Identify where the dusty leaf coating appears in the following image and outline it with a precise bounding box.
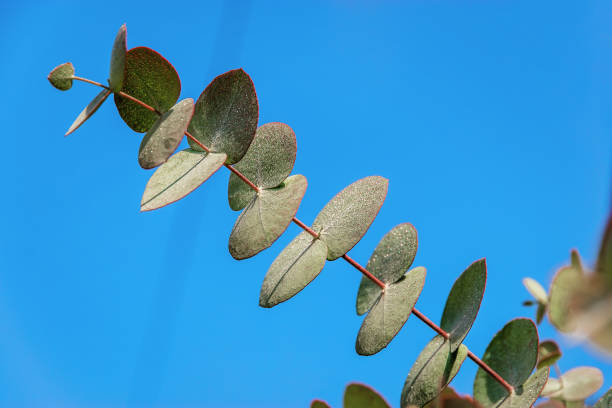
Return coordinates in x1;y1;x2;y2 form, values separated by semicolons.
109;24;127;92
48;62;74;90
65;89;111;136
344;383;390;408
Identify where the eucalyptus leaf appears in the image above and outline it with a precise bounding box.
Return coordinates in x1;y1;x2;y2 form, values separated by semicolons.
491;368;550;408
188;68;258;164
228;122;297;210
260;231;328;308
355;267;426;355
140;149;226;212
65;89;111;136
594;387;612;408
114;47;181;133
440;259;487;351
535;303;547;325
356;223;418;315
313;176;388;261
537;340;561;369
229;175;307;260
311;400;331;408
48;62;74;90
344;383;390;408
109;24;127;92
546;367;603;402
401;335;468;408
523;277;548;305
571;249;583;271
548;265;583;333
596;214;612;284
138;98;194;169
473;318;539;407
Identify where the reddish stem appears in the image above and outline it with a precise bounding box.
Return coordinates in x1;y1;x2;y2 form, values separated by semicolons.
467;350;514;394
342;254;386;290
412;308;450;339
291;217;319;239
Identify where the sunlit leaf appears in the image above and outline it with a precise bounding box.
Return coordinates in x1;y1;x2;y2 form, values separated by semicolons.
65;89;111;136
401;335;468;407
596;213;612;285
440;259;487;351
548;265;583;333
537;340;561;369
109;24;127;92
313;176;388;261
260;231;328;308
356;223;417;315
523;277;548;305
344;383;390;408
140;149;226;212
545;367;603;402
311;400;331;408
229;175;307;259
114;47;181;132
355;267;426;355
228;122;297;210
48;62;74;90
594;387;612;408
188;68;258;164
473;318;539;407
571;249;583;271
138;98;194;169
492;368;549;408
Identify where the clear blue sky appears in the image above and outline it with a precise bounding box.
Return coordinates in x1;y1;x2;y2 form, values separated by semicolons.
1;0;611;407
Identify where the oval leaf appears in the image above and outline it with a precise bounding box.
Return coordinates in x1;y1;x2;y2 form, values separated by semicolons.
140;149;226;212
344;383;390;408
114;47;181;133
523;277;548;305
65;89;111;136
356;223;418;315
138;98;194;169
473;318;539;407
594;387;612;408
259;231;328;308
356;267;426;355
109;24;127;92
313;176;388;261
48;62;74;90
537;340;561;369
546;367;603;402
228;122;297;210
401;335;468;408
311;400;331;408
229;175;307;260
548;265;583;332
188;68;259;164
440;259;487;351
494;368;549;408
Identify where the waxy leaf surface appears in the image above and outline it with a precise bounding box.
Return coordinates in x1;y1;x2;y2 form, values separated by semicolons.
545;367;603;401
311;400;331;408
548;265;583;332
594;387;612;408
440;259;487;351
313;176;388;261
188;68;258;164
141;149;226;212
344;383;390;408
114;47;181;133
65;89;111;136
109;24;127;92
523;278;548;305
473;318;539;407
138;98;194;169
356;223;418;315
229;175;307;260
401;335;468;408
491;368;549;408
48;62;74;90
228;122;297;210
537;340;561;369
260;231;327;308
356;267;426;356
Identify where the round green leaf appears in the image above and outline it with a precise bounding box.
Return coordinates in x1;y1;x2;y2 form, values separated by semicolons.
140;149;226;212
259;231;328;308
523;277;548;305
473;318;539;407
548;265;583;332
537;340;561;369
344;383;390;408
546;367;603;402
48;62;74;90
401;335;468;408
65;89;111;136
114;47;181;133
596;213;612;284
229;175;307;260
356;223;418;316
138;98;194;169
228;122;297;210
492;368;550;408
355;267;426;356
109;24;127;92
311;400;331;408
594;387;612;408
440;259;487;351
188;68;259;164
313;176;388;261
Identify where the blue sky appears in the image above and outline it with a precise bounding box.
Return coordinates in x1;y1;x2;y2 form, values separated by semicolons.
1;0;611;407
